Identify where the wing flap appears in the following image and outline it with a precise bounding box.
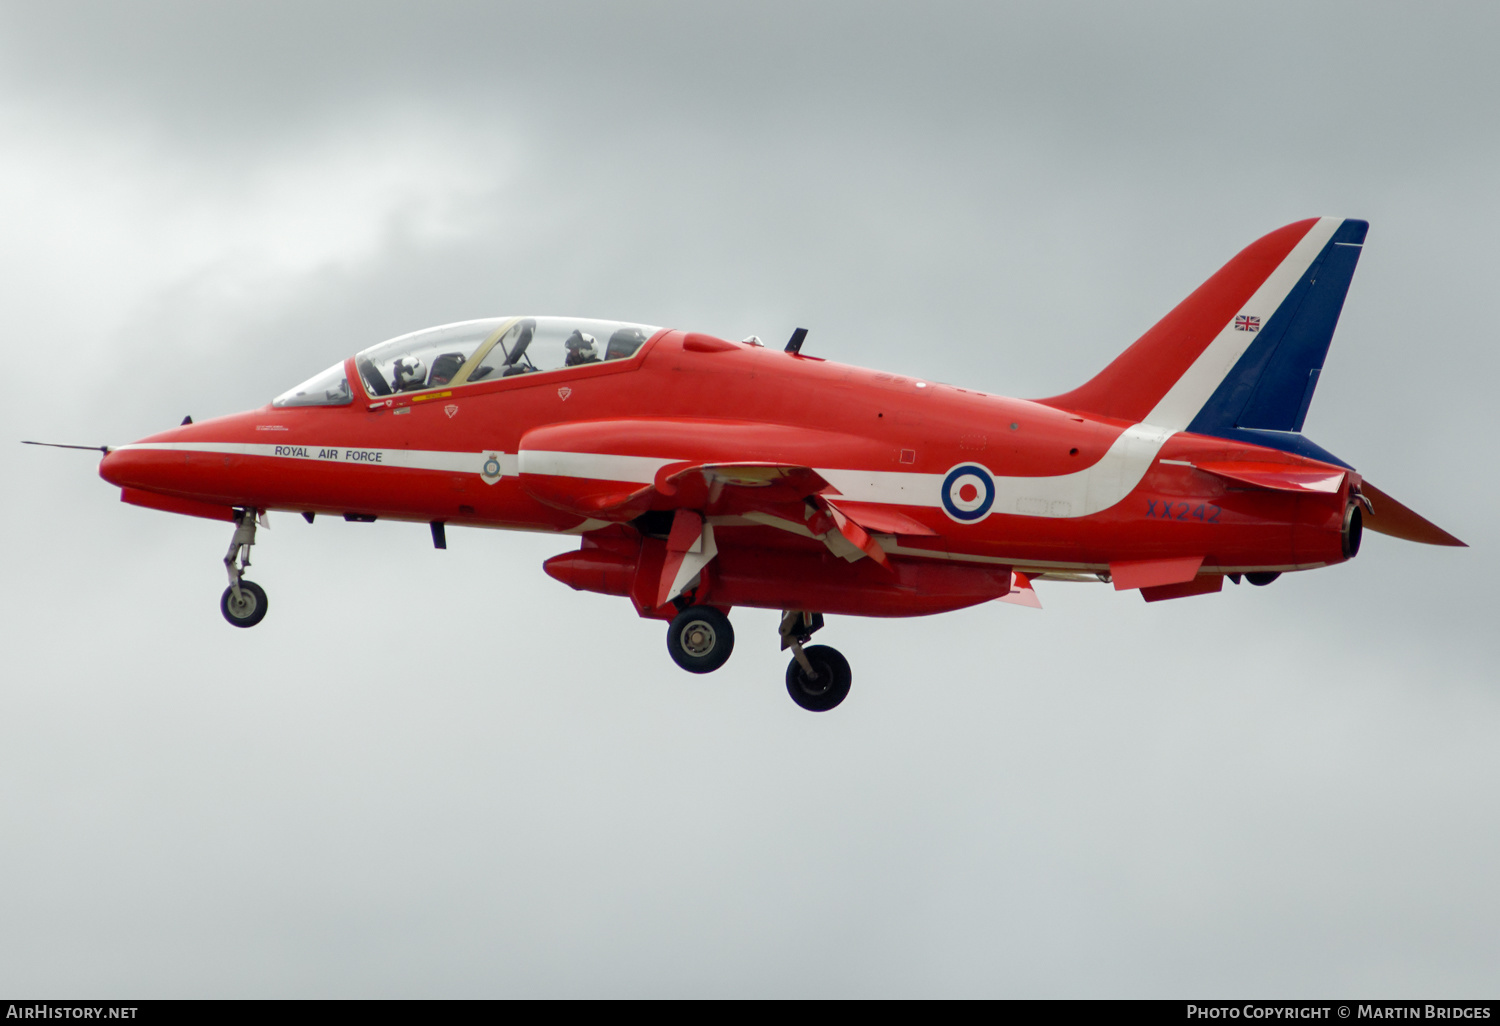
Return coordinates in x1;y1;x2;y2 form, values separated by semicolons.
824;499;938;536
1141;575;1224;602
1110;556;1205;590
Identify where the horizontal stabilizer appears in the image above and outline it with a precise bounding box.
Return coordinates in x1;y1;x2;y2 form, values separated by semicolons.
1360;481;1466;547
1193;461;1345;494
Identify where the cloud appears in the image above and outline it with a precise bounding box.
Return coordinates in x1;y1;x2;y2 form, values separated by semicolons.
0;100;510;348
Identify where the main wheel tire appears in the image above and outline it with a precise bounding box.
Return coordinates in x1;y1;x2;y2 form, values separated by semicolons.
220;580;268;628
785;644;852;712
1246;571;1281;587
666;605;734;673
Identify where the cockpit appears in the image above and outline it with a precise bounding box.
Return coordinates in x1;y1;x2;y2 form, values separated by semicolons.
272;316;662;408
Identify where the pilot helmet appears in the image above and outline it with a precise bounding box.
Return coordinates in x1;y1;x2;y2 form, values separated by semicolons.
392;355;427;390
564;330;599;361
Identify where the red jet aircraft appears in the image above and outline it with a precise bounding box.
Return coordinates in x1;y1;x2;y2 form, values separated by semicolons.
68;217;1463;711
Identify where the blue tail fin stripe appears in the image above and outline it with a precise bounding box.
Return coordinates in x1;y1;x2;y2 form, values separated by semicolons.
1184;218;1367;465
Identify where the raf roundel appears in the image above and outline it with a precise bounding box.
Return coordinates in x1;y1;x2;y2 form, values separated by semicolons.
941;463;996;522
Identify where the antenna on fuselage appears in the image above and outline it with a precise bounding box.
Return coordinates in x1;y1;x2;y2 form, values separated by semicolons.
785;327;808;355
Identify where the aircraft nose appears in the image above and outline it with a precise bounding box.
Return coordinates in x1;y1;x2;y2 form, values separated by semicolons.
98;423;195;492
98;448;125;487
98;443;179;491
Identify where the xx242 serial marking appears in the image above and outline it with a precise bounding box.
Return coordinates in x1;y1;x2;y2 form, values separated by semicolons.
1146;500;1221;523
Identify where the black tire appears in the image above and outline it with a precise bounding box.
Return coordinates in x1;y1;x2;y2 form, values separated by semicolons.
221;580;268;628
666;605;734;673
785;644;852;712
1246;571;1281;587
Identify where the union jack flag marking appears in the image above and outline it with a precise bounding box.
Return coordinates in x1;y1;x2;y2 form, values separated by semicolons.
1235;315;1260;332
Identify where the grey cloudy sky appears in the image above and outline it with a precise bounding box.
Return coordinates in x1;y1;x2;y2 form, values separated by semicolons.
2;1;1496;997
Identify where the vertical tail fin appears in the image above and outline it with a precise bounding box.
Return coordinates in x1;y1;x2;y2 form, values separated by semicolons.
1037;217;1367;461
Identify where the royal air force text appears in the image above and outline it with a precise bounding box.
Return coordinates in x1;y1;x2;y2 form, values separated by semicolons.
272;446;383;463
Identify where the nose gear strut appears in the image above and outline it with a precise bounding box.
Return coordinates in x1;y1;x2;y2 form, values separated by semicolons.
220;509;269;627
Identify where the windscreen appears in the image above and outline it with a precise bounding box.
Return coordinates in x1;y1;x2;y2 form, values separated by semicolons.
282;316;664;405
272;361;353;407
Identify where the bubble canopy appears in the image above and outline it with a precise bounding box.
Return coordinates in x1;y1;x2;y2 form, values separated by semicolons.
272;317;663;408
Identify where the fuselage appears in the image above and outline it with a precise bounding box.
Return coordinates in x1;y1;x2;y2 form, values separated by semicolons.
83;217;1463;710
99;325;1359;619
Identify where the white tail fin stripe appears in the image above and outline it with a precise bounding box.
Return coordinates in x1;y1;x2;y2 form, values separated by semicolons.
1144;217;1344;431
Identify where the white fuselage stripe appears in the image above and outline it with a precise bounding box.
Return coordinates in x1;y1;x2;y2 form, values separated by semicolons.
817;423;1174;517
118;423;1177;521
518;449;677;483
112;440;498;475
1145;216;1343;431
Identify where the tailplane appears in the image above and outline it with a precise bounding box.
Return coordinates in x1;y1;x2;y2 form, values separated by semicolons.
1358;481;1465;547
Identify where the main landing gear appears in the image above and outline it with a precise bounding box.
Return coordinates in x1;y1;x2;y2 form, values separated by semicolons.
666;605;735;673
220;508;268;628
663;606;853;712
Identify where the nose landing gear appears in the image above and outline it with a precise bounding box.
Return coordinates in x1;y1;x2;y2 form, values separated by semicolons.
221;579;267;627
220;509;268;628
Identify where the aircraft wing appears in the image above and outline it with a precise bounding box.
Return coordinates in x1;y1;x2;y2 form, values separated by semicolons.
516;418;941;546
517;419;854;517
517;420;954;607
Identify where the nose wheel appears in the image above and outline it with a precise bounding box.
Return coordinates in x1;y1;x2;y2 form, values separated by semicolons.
220;579;268;628
220;508;270;628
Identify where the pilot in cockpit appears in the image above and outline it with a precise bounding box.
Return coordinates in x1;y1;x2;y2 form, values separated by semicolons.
563;330;600;367
391;355;428;391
